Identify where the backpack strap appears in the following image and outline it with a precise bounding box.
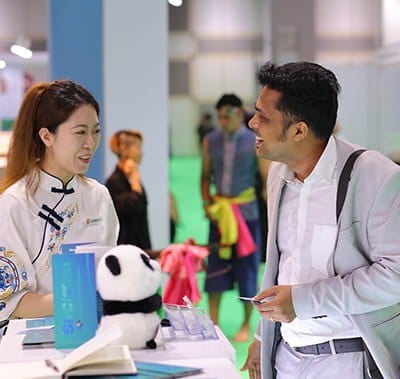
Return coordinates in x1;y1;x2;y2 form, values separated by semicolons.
336;149;367;222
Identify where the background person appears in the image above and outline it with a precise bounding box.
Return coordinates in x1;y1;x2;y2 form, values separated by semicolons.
106;130;152;250
201;93;267;342
169;191;179;243
0;80;119;321
242;61;400;379
197;112;216;147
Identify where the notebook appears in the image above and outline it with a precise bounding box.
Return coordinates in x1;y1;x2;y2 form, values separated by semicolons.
135;361;203;378
22;327;55;348
63;361;203;378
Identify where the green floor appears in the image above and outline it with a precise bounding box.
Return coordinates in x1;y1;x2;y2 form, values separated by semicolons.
169;155;262;378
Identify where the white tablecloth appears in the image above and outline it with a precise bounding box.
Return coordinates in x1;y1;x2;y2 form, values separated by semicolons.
0;319;240;378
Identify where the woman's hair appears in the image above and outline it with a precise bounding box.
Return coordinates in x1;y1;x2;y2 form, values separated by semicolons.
0;80;99;194
109;130;143;158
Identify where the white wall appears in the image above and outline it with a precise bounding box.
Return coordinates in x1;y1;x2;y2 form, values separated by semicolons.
379;1;400;154
315;0;380;37
330;64;379;149
382;0;400;46
377;66;400;153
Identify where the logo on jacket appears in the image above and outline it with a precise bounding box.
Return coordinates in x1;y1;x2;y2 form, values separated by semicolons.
86;217;102;226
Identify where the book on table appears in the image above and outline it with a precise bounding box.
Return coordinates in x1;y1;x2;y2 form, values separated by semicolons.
62;360;204;378
0;324;136;378
134;360;204;378
22;326;55;348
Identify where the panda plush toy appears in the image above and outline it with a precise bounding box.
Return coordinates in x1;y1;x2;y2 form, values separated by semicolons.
96;244;162;349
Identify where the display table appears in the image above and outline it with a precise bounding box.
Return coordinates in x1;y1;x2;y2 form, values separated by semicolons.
0;319;240;378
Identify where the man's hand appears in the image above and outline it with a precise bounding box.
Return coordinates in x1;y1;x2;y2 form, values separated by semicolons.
253;285;296;323
241;339;261;379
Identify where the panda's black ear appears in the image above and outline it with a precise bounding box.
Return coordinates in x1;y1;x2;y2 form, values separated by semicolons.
105;255;121;275
140;253;154;271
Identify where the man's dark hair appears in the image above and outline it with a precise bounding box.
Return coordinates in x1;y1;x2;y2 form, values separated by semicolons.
215;93;243;110
256;61;341;140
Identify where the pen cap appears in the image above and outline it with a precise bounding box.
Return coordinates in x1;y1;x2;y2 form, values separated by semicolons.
60;242;95;254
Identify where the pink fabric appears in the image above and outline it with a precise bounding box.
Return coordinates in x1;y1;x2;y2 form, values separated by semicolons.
160;239;209;306
231;204;257;257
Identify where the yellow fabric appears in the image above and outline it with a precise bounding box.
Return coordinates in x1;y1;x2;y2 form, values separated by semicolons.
207;187;256;259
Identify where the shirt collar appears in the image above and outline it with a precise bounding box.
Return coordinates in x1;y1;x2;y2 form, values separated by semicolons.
281;135;337;184
39;170;77;193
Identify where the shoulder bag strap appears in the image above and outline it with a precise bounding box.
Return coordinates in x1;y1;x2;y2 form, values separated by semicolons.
336;149;367;222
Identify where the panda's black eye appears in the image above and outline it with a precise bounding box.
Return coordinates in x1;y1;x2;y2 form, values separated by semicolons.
105;255;121;275
140;253;154;271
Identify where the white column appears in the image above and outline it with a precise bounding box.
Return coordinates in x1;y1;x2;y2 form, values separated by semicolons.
103;0;169;250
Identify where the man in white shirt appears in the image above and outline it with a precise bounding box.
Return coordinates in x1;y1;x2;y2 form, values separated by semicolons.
241;61;400;379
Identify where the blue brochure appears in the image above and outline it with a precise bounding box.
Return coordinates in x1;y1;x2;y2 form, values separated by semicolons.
25;317;54;328
52;253;97;349
135;361;203;377
61;242;104;322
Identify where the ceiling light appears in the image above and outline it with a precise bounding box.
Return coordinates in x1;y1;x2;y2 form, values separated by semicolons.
0;60;6;69
168;0;183;7
10;36;33;59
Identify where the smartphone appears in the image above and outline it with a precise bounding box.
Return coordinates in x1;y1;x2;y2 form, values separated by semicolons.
238;296;273;304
